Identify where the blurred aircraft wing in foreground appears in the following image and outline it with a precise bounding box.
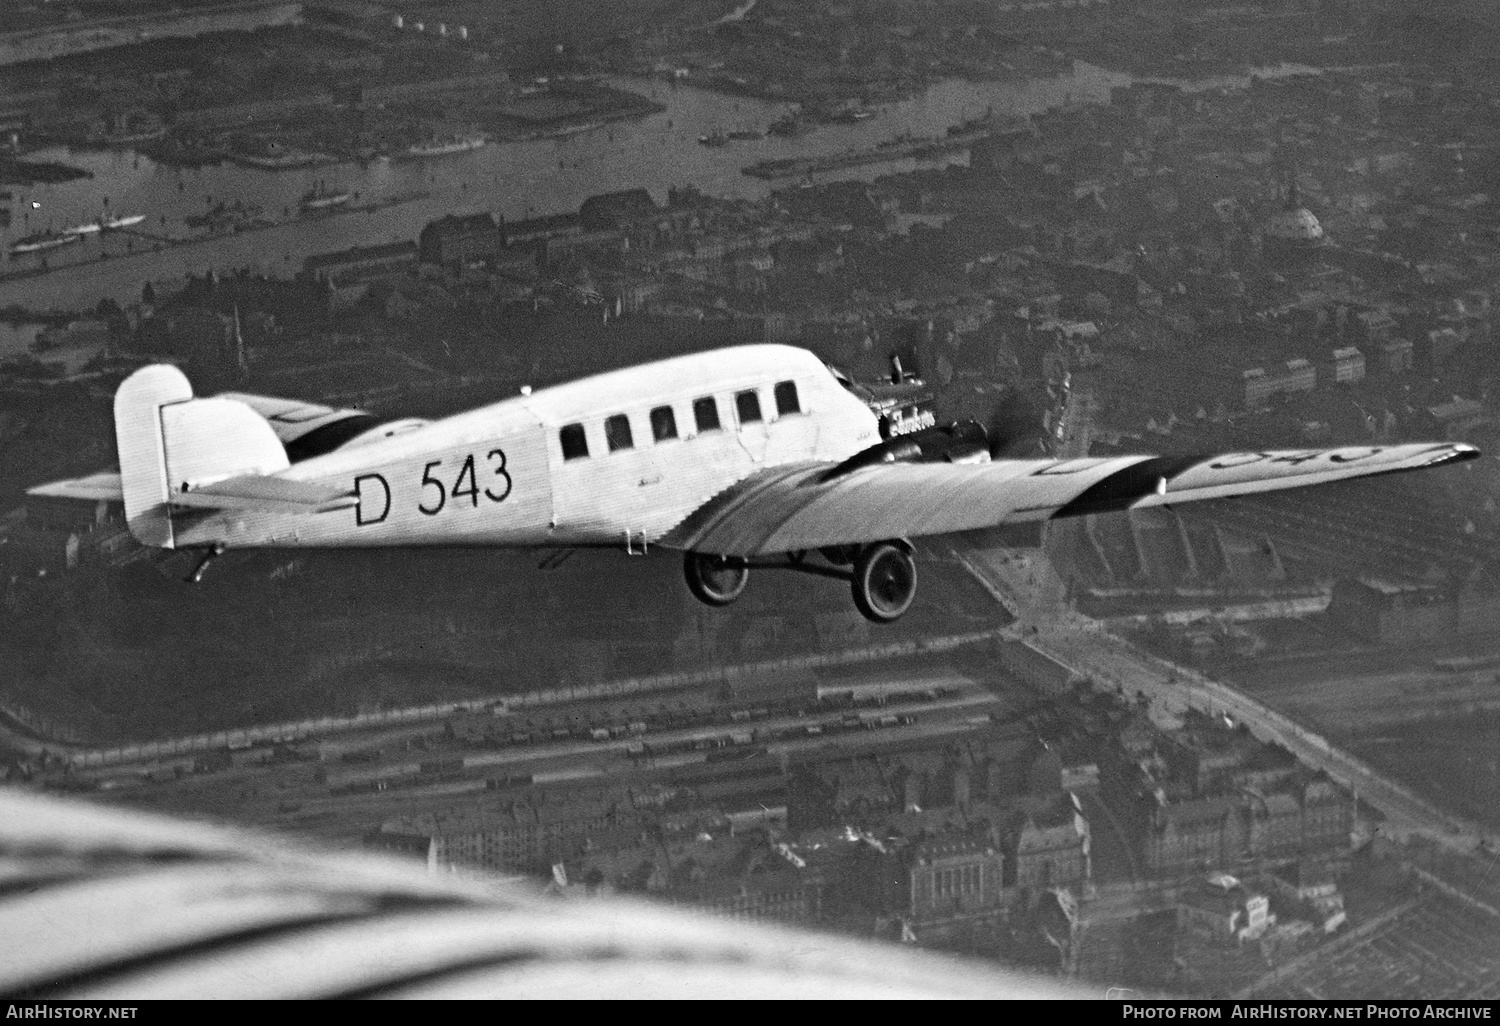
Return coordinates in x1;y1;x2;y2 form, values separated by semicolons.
0;790;1081;1000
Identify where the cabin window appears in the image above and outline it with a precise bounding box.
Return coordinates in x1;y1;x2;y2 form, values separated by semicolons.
605;413;634;452
560;423;589;461
693;396;721;432
650;405;678;442
774;380;801;416
735;390;763;425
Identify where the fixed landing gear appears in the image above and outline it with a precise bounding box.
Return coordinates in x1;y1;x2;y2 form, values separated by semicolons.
850;541;918;623
682;540;918;624
683;551;749;607
819;544;860;566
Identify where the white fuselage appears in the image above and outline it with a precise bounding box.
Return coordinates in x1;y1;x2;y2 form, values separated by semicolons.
172;345;881;552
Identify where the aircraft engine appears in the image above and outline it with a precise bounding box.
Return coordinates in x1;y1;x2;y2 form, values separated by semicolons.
819;420;989;483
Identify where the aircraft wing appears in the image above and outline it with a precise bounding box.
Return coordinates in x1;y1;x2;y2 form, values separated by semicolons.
0;789;1072;999
661;442;1479;557
26;471;124;503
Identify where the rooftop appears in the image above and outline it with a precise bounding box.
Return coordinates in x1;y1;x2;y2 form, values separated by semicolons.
1263;206;1326;244
911;836;997;863
304;240;418;273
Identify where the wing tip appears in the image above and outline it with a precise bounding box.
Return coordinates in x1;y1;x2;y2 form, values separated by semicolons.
1433;443;1482;467
24;476;126;502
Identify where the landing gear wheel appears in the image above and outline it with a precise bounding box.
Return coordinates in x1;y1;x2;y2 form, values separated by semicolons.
683;552;749;607
851;542;918;623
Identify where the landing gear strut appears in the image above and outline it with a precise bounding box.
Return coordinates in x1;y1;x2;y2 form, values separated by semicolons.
683;540;919;624
683;551;749;607
819;544;860;566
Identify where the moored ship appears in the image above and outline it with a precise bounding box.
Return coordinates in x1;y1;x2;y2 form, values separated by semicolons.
743;114;1020;181
300;181;352;212
10;231;81;255
829;105;877;124
405;134;487;158
186;200;263;231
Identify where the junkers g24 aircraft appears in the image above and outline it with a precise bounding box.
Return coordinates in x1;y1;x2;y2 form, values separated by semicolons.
30;344;1479;623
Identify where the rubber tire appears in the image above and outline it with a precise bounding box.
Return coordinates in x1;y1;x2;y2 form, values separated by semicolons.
683;552;749;607
851;542;918;623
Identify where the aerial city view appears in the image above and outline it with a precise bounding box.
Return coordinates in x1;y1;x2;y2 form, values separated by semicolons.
4;0;1500;1001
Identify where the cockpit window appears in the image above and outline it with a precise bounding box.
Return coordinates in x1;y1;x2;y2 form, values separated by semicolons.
605;414;634;452
559;423;588;461
774;380;801;416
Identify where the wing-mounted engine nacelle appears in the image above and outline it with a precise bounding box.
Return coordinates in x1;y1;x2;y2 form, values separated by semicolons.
820;419;990;484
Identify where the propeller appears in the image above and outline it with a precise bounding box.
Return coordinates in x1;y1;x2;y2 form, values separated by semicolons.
982;387;1051;459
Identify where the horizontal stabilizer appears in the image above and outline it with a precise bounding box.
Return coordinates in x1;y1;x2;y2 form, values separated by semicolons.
27;471;124;503
169;475;356;514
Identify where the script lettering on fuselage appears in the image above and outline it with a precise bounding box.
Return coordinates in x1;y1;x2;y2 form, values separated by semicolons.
884;405;936;438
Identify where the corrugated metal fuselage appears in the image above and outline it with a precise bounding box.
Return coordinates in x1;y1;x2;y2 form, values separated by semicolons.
170;346;880;552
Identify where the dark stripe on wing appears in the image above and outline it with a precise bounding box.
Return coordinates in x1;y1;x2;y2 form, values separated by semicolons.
6;891;470;998
337;951;552;999
1050;454;1207;519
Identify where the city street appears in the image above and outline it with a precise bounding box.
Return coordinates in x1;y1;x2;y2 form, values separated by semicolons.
957;543;1497;855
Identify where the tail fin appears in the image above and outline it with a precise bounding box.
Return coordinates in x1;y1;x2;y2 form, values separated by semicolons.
114;365;291;548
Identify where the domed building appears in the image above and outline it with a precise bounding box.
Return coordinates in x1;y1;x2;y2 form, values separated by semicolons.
1261;182;1327;263
1264;206;1326;246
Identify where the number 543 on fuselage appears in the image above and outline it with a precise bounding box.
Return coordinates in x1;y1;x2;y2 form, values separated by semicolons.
30;344;1480;623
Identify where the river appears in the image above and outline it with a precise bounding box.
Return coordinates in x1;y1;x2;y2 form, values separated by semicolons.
0;61;1320;318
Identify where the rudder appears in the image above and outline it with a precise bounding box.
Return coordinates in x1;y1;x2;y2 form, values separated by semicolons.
116;365;190;548
114;365;292;549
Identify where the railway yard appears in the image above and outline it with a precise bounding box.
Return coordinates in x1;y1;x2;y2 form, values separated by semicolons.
28;654;1026;847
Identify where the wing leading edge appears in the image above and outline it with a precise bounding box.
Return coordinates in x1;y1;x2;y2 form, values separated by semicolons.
661;443;1480;557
